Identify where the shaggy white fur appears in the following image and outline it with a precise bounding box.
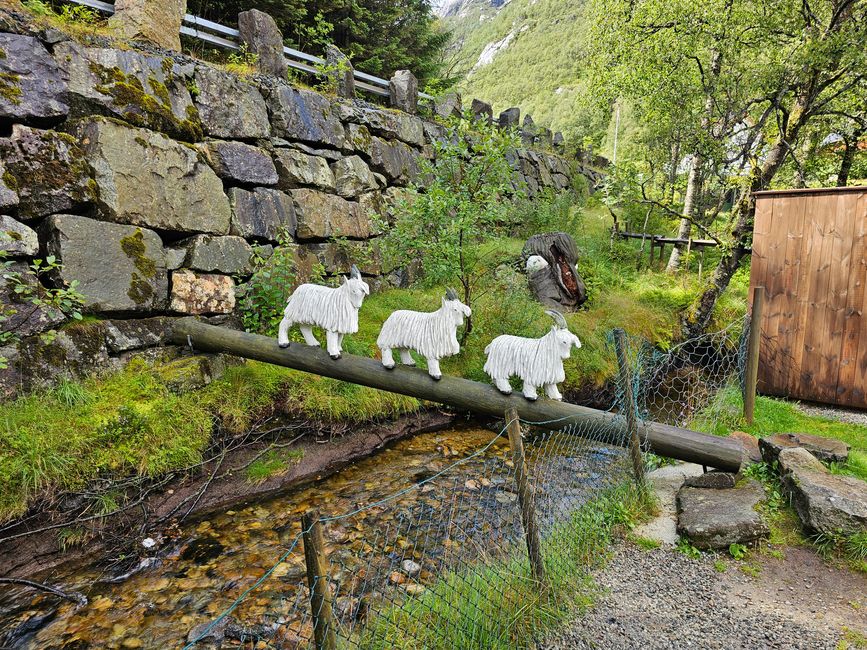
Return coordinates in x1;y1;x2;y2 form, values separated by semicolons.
377;295;471;379
484;315;581;401
277;272;370;358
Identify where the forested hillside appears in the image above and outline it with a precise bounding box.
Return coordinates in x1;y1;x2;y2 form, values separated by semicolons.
438;0;604;146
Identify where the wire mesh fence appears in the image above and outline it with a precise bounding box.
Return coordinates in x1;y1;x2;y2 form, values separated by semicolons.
182;319;750;650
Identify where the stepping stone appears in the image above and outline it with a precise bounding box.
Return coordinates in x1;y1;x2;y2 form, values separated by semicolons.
683;471;738;489
759;433;849;465
676;479;769;550
778;447;867;535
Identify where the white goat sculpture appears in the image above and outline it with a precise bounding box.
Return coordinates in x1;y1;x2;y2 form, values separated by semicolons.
483;310;582;401
277;265;370;360
377;288;471;380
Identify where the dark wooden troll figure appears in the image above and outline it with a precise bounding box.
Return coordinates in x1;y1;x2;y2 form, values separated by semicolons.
522;232;588;310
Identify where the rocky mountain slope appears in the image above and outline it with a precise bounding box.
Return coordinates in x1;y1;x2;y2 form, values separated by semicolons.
438;0;597;143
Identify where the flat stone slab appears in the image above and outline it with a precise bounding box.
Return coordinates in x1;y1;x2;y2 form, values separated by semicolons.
677;479;769;550
682;471;737;489
778;447;867;535
632;463;705;546
760;432;850;465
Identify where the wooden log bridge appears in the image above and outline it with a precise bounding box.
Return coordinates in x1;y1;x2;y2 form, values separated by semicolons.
172;318;743;472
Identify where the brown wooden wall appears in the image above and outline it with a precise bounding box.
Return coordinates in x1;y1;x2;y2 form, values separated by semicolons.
749;186;867;408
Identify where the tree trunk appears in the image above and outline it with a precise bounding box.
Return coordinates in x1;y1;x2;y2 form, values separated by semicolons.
837;126;864;186
667;49;722;273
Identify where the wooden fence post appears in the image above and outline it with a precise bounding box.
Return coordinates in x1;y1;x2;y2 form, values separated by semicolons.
505;408;546;586
613;329;646;486
302;510;338;650
743;286;765;425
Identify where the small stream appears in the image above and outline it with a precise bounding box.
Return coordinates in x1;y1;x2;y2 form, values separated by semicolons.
0;425;627;649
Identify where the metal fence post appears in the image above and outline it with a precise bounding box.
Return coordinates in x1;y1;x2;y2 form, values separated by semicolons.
743;286;765;424
613;329;646;486
505;408;546;587
302;509;338;650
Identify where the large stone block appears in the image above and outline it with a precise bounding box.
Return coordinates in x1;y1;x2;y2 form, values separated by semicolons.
202;141;278;186
332;155;378;198
0;125;95;219
294;239;382;277
291;188;369;240
676;480;769;550
171;234;254;275
0;162;17;212
434;93;462;120
325;45;354;99
760;432;850;465
778;447;867;535
229;187;296;242
109;0;186;51
470;98;493;125
75;118;230;234
368;136;420;185
55;42;201;141
42;214;168;313
193;65;270;139
389;70;418;114
0;34;68;126
104;316;173;353
170;270;235;314
337;104;425;147
0;215;38;258
237;9;288;79
499;107;520;128
266;86;345;149
228;187;295;243
273;148;335;191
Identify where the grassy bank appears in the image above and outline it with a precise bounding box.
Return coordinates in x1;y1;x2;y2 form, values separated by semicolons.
359;481;655;649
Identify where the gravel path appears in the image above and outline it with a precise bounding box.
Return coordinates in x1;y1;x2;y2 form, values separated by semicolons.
796;401;867;426
542;545;857;650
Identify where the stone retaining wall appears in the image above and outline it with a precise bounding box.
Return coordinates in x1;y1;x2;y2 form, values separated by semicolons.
0;13;583;399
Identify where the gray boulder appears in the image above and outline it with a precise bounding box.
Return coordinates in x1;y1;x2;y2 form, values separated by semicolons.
170;235;254;275
238;9;288;79
434;93;462;120
523;232;588;310
0;34;68;126
54;42;201;142
552;131;565;150
109;0;185;51
292;189;369;240
471;98;493;125
0;125;95;219
42;214;168;313
332;155;378;198
273;148;336;191
74;118;230;235
170;270;235;315
682;472;738;490
229;187;296;242
104;317;173;353
760;432;850;465
325;45;354;99
203;141;278;186
16;322;114;392
499;107;520;128
294;239;382;277
337;104;426;147
193;65;270;140
389;70;418;114
267;86;345;149
676;480;769;550
0;261;65;338
778;447;867;535
368;136;420;185
0;215;38;257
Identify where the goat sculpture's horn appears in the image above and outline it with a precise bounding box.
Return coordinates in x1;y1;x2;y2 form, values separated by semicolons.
445;287;459;301
545;309;568;329
349;264;361;280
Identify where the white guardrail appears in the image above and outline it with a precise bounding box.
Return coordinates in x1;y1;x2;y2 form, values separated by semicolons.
67;0;432;100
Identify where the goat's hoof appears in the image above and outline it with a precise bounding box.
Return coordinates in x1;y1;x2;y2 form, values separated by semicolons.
524;395;538;402
496;388;512;395
431;374;442;381
383;363;395;370
330;353;341;360
278;342;290;349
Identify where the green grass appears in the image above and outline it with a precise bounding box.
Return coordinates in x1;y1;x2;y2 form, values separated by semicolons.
691;384;867;482
245;448;304;484
0;358;416;523
359;482;655;650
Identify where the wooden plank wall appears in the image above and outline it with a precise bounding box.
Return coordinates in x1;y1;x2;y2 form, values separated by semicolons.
749;187;867;408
